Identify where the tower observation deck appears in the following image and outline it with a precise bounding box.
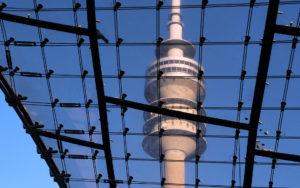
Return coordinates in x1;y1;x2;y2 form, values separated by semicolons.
142;0;207;187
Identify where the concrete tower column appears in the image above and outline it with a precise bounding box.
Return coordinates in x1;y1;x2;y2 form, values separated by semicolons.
165;150;186;188
142;0;207;188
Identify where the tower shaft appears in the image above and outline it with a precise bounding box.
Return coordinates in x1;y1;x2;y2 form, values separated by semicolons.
165;150;185;188
166;4;186;186
142;0;207;187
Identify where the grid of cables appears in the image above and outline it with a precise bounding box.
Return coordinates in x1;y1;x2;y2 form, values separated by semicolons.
0;0;299;188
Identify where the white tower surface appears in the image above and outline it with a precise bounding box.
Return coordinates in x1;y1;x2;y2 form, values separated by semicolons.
142;0;207;187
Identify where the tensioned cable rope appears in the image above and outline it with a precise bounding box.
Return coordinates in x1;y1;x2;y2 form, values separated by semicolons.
231;1;255;187
155;0;164;186
0;16;16;89
2;1;300;12
66;178;287;188
2;39;299;47
2;39;297;46
112;1;131;187
195;0;207;185
35;129;300;140
6;72;300;79
50;154;300;166
32;0;68;182
18;100;300;112
268;12;300;188
1;1;299;187
70;0;99;186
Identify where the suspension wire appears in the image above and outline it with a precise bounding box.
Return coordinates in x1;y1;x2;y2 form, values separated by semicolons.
1;39;297;47
6;71;300;80
1;1;300;188
112;0;131;187
51;154;300;166
155;0;164;186
65;177;288;188
3;1;300;12
268;12;300;187
196;0;207;186
36;129;300;140
0;17;15;88
231;1;255;187
70;0;99;187
17;100;300;111
32;0;68;184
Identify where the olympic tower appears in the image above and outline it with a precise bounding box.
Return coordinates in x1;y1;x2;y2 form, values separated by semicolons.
142;0;207;187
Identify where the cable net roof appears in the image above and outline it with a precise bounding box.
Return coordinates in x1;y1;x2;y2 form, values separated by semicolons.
0;0;300;188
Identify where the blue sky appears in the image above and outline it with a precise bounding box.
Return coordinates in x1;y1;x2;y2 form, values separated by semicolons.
0;92;58;188
0;0;300;188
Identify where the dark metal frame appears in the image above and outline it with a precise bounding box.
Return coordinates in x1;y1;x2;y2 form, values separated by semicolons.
0;1;116;187
0;0;299;187
0;71;68;188
86;0;116;187
105;96;250;130
255;150;300;162
243;0;300;187
243;0;280;186
0;12;89;36
33;130;104;150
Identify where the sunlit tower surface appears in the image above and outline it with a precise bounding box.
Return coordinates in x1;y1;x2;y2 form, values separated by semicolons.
142;0;207;187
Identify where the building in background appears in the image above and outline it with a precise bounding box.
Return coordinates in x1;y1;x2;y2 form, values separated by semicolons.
142;0;207;187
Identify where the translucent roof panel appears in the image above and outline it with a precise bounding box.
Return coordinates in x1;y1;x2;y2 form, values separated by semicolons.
0;1;300;188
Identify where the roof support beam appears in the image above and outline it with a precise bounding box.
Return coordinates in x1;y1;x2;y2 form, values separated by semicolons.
0;12;89;36
243;0;280;187
275;25;300;36
105;96;250;130
255;150;300;162
28;130;105;150
86;1;116;188
0;68;67;188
